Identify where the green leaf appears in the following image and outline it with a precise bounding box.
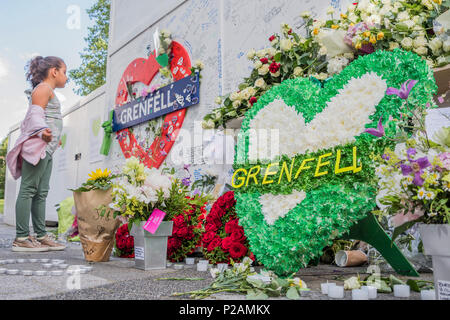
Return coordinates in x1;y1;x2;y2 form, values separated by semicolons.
286;287;300;300
406;279;421;292
389;275;406;286
246;290;269;300
274;52;282;62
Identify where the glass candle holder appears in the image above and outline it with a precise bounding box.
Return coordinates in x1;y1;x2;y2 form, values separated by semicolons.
328;285;344;299
420;289;436;300
393;285;410;298
361;285;377;299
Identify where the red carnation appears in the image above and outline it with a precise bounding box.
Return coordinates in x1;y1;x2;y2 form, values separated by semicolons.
221;236;233;251
202;231;216;244
176;226;189;238
168;237;181;250
269;35;276;42
288;28;293;35
225;219;239;234
206;212;222;227
269;61;281;73
126;237;134;249
205;222;219;233
216;196;227;208
173;215;185;228
260;57;269;64
229;242;247;259
117;238;126;250
207;237;222;252
231;229;246;243
249;97;258;106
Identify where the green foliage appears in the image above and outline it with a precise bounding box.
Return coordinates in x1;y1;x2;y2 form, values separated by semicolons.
69;0;110;96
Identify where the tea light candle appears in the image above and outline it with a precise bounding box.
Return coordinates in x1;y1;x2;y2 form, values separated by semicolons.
5;259;15;264
21;270;33;276
28;259;38;263
352;289;369;300
51;270;64;276
185;258;195;265
361;286;377;299
198;259;208;265
42;263;53;269
197;263;208;272
39;259;50;263
420;289;436;300
174;264;184;270
17;259;27;263
58;264;69;269
321;282;336;295
0;268;6;274
34;270;47;276
328;285;345;299
393;285;410;298
6;269;20;275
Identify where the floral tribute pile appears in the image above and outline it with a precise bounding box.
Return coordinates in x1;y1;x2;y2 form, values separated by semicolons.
115;223;135;258
202;0;448;129
167;196;208;262
201;191;253;264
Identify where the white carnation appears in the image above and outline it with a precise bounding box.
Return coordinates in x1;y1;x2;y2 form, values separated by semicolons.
443;40;450;52
254;60;263;69
428;38;443;53
413;46;428;55
255;77;267;89
247;49;256;60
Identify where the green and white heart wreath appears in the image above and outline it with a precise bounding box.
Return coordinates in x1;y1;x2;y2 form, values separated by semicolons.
232;49;437;276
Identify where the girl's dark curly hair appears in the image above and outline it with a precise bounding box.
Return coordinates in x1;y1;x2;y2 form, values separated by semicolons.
25;56;65;88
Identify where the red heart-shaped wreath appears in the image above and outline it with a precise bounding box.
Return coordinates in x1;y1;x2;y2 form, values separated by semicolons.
114;41;192;168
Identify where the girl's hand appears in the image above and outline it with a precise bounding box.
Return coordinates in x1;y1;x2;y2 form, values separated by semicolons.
42;128;52;143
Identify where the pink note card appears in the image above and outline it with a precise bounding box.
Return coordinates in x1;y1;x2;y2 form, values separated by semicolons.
143;209;166;234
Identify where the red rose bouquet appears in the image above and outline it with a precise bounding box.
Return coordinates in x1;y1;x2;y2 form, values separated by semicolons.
115;223;134;258
202;191;252;264
167;195;208;262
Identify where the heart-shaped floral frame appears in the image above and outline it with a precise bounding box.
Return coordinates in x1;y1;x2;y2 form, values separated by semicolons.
114;41;192;168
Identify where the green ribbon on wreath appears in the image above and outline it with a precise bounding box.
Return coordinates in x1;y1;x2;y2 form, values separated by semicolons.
100;110;114;156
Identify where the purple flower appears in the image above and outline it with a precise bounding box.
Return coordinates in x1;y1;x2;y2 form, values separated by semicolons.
386;79;418;100
382;153;390;161
400;157;431;186
182;177;191;187
364;116;385;137
406;148;417;160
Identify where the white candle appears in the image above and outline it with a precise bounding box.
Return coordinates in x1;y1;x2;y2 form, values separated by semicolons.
197;263;208;272
352;289;369;300
393;285;410;298
185;258;195;265
328;285;345;299
321;282;336;295
420;289;436;300
361;286;377;299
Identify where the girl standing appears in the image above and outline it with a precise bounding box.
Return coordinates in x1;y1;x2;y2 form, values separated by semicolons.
7;56;67;252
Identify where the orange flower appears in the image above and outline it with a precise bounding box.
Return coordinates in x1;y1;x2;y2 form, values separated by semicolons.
377;32;384;40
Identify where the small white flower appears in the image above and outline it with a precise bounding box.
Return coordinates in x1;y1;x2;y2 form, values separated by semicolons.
401;37;413;50
413;36;428;48
247;49;256;60
443;40;450;52
215;96;222;105
301;11;311;18
194;60;204;70
413;46;428;56
230;92;240;101
232;100;241;108
389;42;400;50
293;67;303;77
344;277;361;290
326;6;335;15
254;60;263;69
417;188;426;199
424;191;435;200
280;39;293;51
255;77;267;89
258;64;270;76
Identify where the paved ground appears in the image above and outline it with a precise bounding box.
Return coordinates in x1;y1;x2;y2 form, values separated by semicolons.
0;215;434;300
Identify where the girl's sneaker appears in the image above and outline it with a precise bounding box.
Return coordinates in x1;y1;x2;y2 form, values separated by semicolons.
36;234;66;251
11;237;49;252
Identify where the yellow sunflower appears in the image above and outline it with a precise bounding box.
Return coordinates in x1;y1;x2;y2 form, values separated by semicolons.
87;168;111;181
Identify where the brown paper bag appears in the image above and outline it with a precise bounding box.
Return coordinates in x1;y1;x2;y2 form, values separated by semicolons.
73;189;120;262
